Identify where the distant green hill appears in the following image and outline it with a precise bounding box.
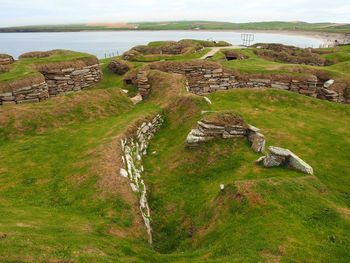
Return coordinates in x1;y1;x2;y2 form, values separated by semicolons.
1;21;350;33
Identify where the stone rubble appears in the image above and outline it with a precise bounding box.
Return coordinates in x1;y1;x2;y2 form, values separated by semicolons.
107;59;130;75
186;117;265;153
120;114;164;244
131;93;143;104
256;146;313;175
137;70;151;98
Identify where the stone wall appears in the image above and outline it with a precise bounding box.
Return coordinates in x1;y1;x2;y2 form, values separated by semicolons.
0;55;14;65
120;114;164;244
0;76;50;105
0;64;102;105
187;114;266;153
130;61;348;104
40;64;102;96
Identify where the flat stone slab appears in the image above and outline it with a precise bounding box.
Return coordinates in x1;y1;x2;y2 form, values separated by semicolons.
257;146;313;175
268;146;292;157
288;153;314;175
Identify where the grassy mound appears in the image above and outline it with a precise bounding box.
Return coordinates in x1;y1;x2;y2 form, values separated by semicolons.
201;111;247;127
0;49;98;92
122;39;230;62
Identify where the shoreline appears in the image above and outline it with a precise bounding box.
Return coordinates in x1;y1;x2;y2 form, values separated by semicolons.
2;29;348;46
211;29;349;46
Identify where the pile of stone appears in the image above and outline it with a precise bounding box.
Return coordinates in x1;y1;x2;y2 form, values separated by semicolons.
107;59;130;75
256;146;313;175
120;114;164;244
0;54;14;65
186;112;265;153
317;79;343;102
137;70;151;98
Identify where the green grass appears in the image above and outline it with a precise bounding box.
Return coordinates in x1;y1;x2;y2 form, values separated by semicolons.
132;48;211;62
1;43;350;262
142;89;350;262
0;50;97;85
210;46;350;79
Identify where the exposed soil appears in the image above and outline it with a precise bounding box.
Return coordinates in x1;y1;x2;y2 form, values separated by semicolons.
202;110;247;127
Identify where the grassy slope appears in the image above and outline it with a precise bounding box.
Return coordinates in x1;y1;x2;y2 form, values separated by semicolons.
143;88;350;262
1;46;350;262
0;65;161;262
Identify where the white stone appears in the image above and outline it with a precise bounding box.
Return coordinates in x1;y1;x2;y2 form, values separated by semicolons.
130;183;139;192
249;132;266;153
288;153;314;175
131;93;143;104
268;146;292;157
186;129;208;144
120;168;128;178
198;121;225;131
204;97;212;104
324;79;335;88
247;124;260;133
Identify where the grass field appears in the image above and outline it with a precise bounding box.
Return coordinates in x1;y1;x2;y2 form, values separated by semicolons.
0;43;350;262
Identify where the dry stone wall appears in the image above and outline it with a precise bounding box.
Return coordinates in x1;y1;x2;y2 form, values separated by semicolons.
187;118;266;154
131;61;348;104
120;114;164;244
40;64;102;96
0;76;50;105
0;55;14;65
0;64;102;105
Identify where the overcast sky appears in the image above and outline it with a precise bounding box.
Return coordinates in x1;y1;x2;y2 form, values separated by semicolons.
1;0;349;27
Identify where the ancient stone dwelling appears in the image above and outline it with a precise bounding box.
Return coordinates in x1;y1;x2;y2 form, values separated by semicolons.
126;60;349;104
0;53;102;105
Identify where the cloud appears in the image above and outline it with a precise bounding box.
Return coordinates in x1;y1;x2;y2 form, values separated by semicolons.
0;0;349;27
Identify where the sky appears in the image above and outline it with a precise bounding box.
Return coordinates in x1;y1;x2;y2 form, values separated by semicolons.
0;0;349;27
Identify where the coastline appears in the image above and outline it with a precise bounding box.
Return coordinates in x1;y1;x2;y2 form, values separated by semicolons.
78;29;349;46
208;29;349;46
1;28;348;46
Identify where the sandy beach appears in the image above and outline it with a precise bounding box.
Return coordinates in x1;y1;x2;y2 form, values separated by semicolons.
199;29;350;47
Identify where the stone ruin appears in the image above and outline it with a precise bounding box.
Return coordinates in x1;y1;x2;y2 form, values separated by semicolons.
39;64;102;97
107;59;130;75
222;50;247;61
257;146;313;175
0;54;14;65
0;54;102;105
120;114;165;244
186;111;314;175
129;60;349;104
253;43;328;66
186;111;266;154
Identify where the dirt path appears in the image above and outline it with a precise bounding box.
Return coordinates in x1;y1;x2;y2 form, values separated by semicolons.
201;46;245;59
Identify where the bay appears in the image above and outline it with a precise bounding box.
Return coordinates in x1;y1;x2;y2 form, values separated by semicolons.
0;31;323;59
